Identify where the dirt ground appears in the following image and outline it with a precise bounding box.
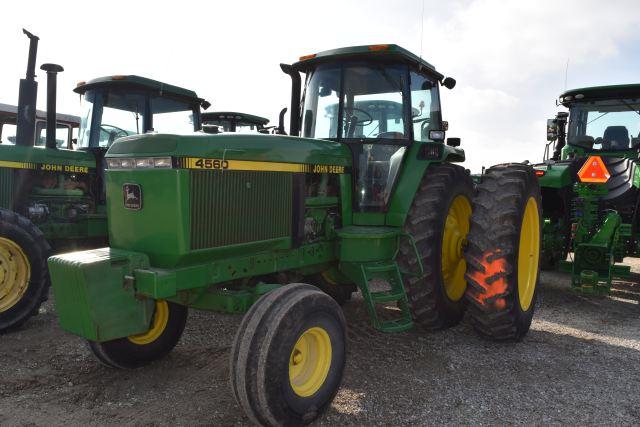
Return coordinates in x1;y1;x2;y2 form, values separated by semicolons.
1;260;639;426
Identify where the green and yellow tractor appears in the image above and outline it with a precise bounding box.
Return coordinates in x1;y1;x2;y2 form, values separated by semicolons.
0;30;208;332
536;84;640;293
48;44;542;425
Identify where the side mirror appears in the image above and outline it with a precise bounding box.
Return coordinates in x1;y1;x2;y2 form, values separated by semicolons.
442;77;456;90
446;137;461;147
442;121;449;131
547;118;558;141
429;130;445;141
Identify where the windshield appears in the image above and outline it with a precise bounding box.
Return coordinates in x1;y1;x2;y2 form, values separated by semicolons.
202;118;263;134
301;63;441;211
568;99;640;151
302;63;410;140
78;89;197;148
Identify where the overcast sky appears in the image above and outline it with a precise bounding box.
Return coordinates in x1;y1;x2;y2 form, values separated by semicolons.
2;0;639;171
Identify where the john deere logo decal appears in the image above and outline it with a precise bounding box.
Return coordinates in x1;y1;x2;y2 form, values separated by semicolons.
123;184;142;210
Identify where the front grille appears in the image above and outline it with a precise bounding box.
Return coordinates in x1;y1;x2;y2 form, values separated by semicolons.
190;170;293;250
0;168;13;209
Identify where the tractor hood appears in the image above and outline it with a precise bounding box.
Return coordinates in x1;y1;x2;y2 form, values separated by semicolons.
106;133;351;167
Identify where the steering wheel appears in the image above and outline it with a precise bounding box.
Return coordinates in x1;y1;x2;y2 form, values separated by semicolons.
347;108;374;126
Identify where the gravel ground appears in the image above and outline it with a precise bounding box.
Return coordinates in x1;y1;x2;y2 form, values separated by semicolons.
1;260;639;426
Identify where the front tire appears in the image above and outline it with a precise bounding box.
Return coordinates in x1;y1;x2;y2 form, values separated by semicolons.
0;209;51;332
230;283;346;426
398;164;474;330
88;300;188;369
465;164;542;341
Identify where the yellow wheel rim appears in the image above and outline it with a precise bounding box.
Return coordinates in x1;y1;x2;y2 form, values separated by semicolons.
128;300;169;345
517;197;540;311
289;326;332;397
441;195;472;302
0;237;31;313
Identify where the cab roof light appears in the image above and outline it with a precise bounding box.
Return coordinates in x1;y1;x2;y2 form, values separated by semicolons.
76;81;86;87
299;53;317;61
111;75;126;80
368;44;390;51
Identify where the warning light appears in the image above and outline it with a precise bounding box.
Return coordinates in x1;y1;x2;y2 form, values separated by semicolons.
577;155;610;183
534;170;546;177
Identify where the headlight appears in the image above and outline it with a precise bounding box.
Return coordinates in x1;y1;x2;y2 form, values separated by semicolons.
135;158;153;168
106;157;173;169
153;157;172;168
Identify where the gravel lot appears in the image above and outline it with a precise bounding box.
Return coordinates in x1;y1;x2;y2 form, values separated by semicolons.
1;260;639;426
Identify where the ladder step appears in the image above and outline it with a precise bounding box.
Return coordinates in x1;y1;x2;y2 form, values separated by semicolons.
378;318;413;333
363;263;398;274
371;290;404;303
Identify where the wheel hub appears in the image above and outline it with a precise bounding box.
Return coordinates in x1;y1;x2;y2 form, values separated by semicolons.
0;237;31;312
289;327;332;397
128;300;170;345
441;195;472;302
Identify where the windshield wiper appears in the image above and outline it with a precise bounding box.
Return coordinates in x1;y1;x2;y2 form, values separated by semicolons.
587;112;608;125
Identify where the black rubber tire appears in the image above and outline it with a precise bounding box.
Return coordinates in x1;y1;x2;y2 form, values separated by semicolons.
307;272;355;306
465;164;542;342
88;300;188;369
398;163;475;330
0;209;51;333
230;283;346;426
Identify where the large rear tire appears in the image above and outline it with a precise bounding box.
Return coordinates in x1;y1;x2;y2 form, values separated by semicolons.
398;164;474;330
88;300;188;369
0;209;50;332
230;283;346;426
465;164;542;341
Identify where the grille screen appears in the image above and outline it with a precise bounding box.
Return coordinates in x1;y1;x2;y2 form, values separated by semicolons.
190;170;293;250
0;169;13;209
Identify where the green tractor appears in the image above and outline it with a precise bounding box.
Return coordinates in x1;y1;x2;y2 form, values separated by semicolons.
536;84;640;293
48;44;542;425
0;30;208;332
202;111;271;134
0;102;80;148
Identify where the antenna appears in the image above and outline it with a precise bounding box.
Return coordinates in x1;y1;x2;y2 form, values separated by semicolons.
564;57;570;91
418;0;425;66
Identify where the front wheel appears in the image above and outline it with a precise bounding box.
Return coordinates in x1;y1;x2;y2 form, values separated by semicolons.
465;164;542;341
0;209;51;332
230;283;346;426
88;300;188;369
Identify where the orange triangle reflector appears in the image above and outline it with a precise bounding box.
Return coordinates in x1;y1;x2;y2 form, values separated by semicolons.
577;155;610;183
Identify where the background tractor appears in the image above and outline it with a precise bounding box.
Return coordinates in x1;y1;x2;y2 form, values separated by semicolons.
0;102;80;148
201;111;270;134
48;44;541;426
536;84;640;293
0;30;208;332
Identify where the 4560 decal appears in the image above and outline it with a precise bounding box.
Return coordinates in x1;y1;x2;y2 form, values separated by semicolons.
192;158;229;170
177;156;348;174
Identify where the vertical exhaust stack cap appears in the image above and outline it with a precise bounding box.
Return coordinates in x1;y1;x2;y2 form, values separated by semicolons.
40;63;64;73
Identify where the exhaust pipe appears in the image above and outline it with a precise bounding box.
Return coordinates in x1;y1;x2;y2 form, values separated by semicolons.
15;29;39;147
279;64;301;137
40;64;64;149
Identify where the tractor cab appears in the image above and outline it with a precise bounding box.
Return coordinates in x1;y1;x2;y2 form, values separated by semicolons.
75;76;209;150
287;44;460;214
201;111;269;134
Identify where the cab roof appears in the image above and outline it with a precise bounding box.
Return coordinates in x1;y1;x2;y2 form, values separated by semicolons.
292;44;444;80
560;83;640;105
74;75;208;107
202;111;269;126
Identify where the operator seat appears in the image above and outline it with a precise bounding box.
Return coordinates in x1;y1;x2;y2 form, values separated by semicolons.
602;126;630;150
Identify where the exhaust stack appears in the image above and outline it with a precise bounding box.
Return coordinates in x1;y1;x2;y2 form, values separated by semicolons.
40;63;64;149
15;29;39;147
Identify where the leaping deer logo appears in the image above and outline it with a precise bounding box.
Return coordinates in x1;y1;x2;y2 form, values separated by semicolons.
125;186;137;202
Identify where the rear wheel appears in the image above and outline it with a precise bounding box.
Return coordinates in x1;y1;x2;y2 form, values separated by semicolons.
0;209;50;332
88;300;188;369
230;283;346;426
465;164;542;341
398;164;474;330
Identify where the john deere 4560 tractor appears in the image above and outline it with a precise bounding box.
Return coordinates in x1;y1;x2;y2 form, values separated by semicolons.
0;30;208;332
536;84;640;293
49;44;542;425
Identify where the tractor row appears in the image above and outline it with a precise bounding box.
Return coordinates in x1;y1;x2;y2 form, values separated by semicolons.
3;28;634;427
